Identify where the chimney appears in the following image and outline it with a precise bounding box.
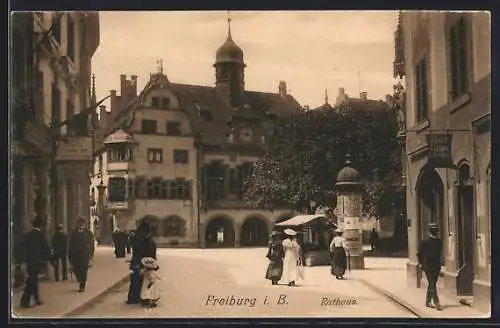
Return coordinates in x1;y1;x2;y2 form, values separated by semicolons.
99;105;108;129
279;81;287;97
360;92;368;100
120;74;127;94
336;87;348;106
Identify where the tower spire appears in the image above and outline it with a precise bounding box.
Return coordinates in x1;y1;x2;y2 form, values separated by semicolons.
325;89;329;104
227;10;232;39
91;74;96;105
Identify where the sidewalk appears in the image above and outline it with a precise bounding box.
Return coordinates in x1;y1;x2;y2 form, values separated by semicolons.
349;257;490;318
11;246;130;319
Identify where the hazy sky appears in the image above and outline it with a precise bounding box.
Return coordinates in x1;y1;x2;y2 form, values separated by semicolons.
92;11;399;109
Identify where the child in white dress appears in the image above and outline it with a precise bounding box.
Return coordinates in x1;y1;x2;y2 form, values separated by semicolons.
140;257;161;308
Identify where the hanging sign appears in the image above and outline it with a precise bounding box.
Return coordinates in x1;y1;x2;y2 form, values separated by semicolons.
427;133;454;168
56;136;93;161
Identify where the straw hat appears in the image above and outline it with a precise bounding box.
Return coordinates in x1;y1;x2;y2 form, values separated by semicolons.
334;228;343;233
284;228;297;236
141;257;159;269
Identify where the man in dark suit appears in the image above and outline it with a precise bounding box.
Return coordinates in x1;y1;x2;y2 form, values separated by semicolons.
417;222;444;311
51;224;68;281
68;217;92;292
20;215;52;308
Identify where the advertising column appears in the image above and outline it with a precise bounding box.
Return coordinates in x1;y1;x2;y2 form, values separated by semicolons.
335;154;365;269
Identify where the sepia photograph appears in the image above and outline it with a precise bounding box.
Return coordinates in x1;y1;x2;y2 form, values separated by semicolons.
10;10;491;320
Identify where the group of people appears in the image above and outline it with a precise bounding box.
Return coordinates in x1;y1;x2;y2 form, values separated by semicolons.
125;217;161;308
265;228;304;286
19;216;95;309
265;222;444;311
113;229;132;258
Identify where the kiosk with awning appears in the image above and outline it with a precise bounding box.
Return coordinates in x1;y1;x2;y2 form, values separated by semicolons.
275;214;336;266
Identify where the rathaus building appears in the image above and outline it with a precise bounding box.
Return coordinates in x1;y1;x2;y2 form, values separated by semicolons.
90;18;302;248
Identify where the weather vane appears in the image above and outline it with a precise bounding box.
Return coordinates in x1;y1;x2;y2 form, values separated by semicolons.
227;10;232;36
157;59;163;74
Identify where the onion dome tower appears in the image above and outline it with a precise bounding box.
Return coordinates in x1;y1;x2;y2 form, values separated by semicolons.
214;12;246;107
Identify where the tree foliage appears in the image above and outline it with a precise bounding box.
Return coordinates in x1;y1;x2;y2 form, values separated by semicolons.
244;101;403;218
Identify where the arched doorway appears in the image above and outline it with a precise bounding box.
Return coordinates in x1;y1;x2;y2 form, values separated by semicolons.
240;218;269;247
416;166;444;243
456;163;474;296
205;217;235;248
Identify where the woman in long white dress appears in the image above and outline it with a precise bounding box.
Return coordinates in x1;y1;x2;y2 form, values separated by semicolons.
281;228;301;286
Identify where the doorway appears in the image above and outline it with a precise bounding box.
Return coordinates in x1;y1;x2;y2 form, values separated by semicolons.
240;218;269;247
205;217;235;248
456;163;474;296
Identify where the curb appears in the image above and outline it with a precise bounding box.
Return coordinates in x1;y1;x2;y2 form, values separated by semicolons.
356;278;425;318
60;274;129;318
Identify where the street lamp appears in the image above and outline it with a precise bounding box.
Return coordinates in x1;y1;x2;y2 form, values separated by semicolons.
96;178;107;241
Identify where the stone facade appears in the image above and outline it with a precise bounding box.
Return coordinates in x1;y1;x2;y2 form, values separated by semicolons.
11;12;100;285
400;11;491;313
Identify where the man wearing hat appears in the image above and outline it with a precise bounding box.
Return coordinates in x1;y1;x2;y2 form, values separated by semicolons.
51;224;68;281
417;222;444;311
68;217;92;292
20;215;52;308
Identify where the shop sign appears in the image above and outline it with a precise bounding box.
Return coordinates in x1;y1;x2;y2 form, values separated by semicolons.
427;133;454;168
56;136;92;161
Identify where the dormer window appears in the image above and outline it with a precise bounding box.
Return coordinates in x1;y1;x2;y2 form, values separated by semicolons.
151;97;160;109
166;121;181;136
161;97;170;110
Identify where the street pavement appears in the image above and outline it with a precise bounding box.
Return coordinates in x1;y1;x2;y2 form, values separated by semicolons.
11;246;130;319
12;247;488;319
76;248;415;318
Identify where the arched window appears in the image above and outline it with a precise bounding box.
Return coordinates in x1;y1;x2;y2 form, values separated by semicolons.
162;216;186;237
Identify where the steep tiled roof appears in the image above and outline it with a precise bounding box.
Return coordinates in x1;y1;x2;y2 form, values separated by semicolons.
95;77;302;150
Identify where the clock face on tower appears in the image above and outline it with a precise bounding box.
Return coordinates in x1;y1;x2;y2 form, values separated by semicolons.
239;127;254;142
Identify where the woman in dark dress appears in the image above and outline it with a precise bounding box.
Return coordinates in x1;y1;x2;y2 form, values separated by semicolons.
329;228;348;279
265;231;284;285
126;217;157;305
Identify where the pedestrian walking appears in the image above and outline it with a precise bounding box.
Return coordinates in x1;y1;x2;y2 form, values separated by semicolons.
417;222;444;311
19;215;52;308
369;228;379;252
118;230;128;257
68;217;92;292
113;229;120;258
281;228;301;287
140;257;161;308
88;228;96;267
126;231;133;255
329;228;348;279
51;224;68;281
126;216;157;305
265;231;284;285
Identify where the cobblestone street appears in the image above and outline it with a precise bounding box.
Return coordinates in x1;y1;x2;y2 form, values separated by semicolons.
76;248;417;318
